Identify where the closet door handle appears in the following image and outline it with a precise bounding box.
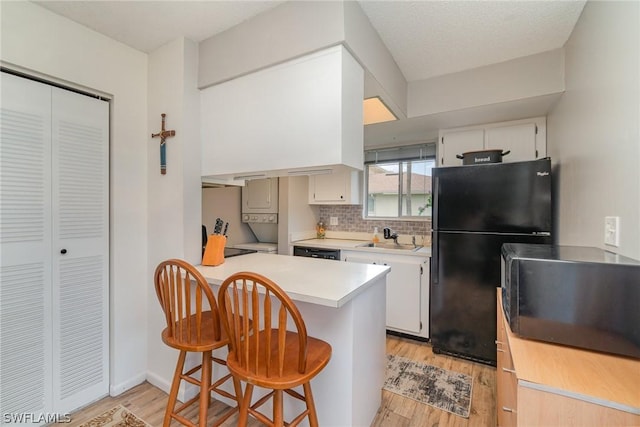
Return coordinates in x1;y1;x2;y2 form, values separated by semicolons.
60;249;67;254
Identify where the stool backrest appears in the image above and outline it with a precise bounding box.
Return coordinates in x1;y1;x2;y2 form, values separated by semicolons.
154;259;222;345
218;272;308;376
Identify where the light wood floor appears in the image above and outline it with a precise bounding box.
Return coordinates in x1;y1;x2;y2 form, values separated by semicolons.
55;335;496;427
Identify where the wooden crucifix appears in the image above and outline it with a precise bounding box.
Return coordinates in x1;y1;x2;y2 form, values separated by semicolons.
151;113;176;175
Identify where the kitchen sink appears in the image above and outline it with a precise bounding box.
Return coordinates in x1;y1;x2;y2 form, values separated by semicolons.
358;242;423;251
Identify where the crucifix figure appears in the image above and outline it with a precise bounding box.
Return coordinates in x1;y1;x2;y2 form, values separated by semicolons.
151;113;176;175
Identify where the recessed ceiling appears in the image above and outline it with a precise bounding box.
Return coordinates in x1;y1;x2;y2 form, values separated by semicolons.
32;0;585;83
358;0;586;81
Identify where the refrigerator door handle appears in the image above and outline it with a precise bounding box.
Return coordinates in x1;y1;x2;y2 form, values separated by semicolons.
432;176;439;230
432;232;439;284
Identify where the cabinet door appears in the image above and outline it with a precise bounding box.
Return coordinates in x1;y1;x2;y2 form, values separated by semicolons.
385;259;422;333
497;297;518;426
439;129;484;166
486;123;537;163
421;260;430;338
309;171;348;203
309;169;362;204
344;253;423;333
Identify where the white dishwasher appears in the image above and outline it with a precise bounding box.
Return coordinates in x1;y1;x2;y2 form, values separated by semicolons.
344;253;428;339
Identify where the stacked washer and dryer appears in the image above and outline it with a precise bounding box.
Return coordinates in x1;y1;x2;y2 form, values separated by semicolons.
232;178;278;254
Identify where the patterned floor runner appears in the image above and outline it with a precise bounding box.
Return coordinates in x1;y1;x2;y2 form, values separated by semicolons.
384;354;473;418
77;405;151;427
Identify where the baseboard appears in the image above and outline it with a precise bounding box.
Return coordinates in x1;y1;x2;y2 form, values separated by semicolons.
145;371;172;395
146;371;199;403
110;372;147;396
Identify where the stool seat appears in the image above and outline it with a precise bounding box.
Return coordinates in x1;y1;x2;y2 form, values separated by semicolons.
161;311;230;352
227;330;331;389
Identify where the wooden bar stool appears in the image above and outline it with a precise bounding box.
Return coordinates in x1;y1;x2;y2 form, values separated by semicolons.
154;259;241;427
218;272;332;427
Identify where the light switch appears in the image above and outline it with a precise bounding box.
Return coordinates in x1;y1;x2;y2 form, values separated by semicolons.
604;216;620;247
330;217;338;226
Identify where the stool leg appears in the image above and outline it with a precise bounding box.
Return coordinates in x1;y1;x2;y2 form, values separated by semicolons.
165;350;187;427
199;350;213;427
303;382;319;427
273;389;284;427
238;383;254;426
232;375;243;407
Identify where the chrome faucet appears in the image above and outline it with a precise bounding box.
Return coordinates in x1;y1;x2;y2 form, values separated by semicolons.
383;227;399;245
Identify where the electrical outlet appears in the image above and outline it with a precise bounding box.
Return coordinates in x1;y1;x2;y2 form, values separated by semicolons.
604;216;620;247
330;217;338;226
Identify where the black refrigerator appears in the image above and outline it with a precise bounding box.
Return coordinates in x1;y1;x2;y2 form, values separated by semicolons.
430;158;552;365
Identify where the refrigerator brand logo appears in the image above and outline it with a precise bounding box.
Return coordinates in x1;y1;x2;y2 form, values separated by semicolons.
537;171;549;177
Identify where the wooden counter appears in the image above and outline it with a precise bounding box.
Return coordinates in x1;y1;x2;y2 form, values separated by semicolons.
497;290;639;426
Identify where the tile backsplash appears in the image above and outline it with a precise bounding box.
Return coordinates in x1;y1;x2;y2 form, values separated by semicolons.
318;205;431;237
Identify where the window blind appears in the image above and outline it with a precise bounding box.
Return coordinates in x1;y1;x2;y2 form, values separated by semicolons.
365;142;436;163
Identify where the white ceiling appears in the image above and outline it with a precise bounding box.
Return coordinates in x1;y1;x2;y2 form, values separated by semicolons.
33;0;586;83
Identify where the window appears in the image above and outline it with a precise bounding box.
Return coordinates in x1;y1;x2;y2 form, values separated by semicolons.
364;144;436;219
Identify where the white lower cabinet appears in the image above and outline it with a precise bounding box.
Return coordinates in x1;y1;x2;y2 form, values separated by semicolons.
343;251;429;338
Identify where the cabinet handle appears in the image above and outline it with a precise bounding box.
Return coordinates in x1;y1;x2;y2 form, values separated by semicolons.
502;407;516;413
502;367;516;374
60;249;68;254
495;340;504;345
496;348;505;353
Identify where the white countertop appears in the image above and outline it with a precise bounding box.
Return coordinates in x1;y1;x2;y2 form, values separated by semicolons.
196;253;390;308
293;238;432;257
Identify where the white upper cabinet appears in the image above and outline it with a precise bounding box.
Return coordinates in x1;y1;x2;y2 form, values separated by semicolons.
439;129;484;166
485;122;538;162
201;45;364;180
438;117;546;166
308;168;362;204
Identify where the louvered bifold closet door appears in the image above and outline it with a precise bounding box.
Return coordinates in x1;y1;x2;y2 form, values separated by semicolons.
0;73;54;423
51;87;109;413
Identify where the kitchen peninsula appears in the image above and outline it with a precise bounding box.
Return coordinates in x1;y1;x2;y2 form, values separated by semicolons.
196;253;390;426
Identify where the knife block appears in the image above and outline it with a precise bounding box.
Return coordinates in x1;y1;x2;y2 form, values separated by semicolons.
202;234;226;266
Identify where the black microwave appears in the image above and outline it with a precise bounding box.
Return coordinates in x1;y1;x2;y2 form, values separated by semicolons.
501;243;640;359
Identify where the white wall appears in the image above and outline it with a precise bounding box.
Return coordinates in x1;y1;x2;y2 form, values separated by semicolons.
278;176;320;255
547;1;639;259
146;37;202;394
198;0;345;88
0;1;149;395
